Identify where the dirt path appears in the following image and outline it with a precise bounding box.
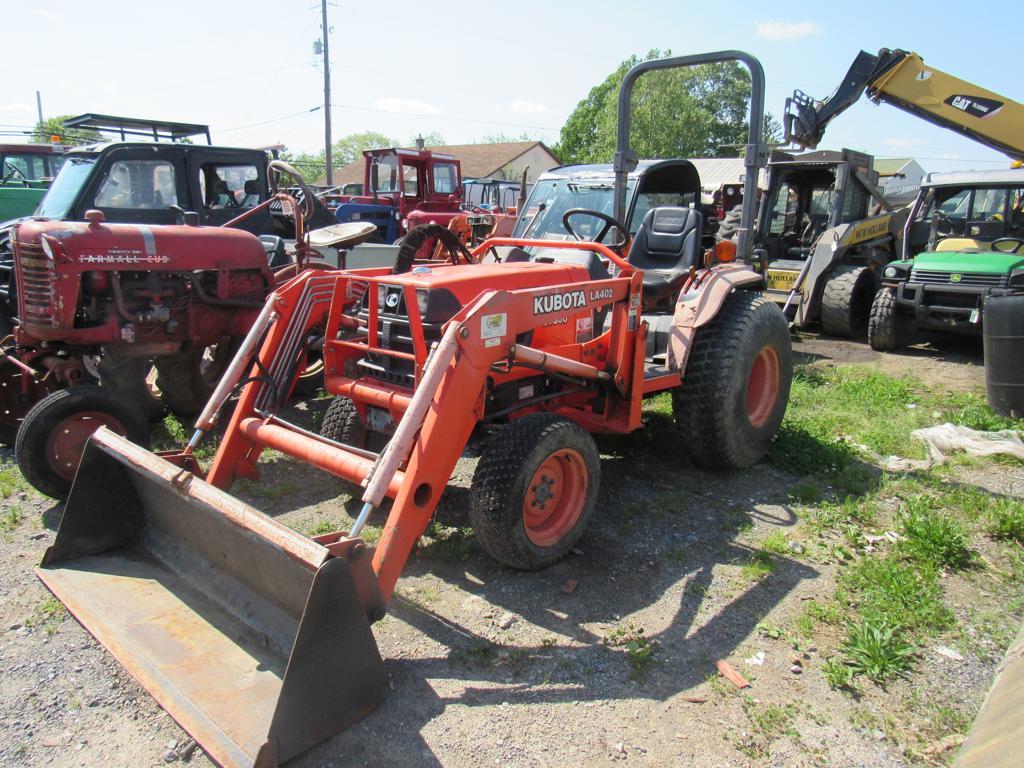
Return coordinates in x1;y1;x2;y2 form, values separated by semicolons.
0;336;1017;768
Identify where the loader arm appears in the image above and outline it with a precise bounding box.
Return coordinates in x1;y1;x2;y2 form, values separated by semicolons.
784;48;1024;160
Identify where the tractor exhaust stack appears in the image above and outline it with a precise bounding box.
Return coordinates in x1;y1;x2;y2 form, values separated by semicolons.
36;429;385;768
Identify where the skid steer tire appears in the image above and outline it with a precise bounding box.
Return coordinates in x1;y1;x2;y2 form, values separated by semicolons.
820;264;875;338
16;385;149;500
673;291;792;469
154;340;235;417
470;413;599;570
714;204;743;242
320;396;388;495
867;287;910;352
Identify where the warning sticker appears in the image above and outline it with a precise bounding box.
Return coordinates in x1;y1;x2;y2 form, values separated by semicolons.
481;313;507;340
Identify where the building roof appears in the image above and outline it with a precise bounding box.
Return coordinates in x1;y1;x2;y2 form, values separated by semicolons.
319;141;558;187
873;158;914;176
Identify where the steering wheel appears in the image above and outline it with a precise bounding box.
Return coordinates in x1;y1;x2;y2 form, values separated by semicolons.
991;237;1024;254
393;224;473;274
931;211;954;237
562;208;629;250
2;161;29;186
268;159;318;221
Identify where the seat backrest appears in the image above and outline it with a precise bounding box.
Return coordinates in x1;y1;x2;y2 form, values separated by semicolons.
627;207;704;273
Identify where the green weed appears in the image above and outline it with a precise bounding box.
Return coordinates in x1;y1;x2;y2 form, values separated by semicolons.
740;551;776;581
1;506;22;533
987;498;1024;544
604;622;657;677
841;619;915;684
736;698;796;759
898;498;972;570
27;598;67;636
307;520;337;537
0;464;28;499
840;556;953;634
761;530;791;556
420;522;474;561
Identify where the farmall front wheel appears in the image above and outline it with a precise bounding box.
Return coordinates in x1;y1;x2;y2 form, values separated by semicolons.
15;385;149;499
470;414;600;569
674;291;793;469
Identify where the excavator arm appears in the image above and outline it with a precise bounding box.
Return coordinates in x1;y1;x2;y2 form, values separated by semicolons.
784;48;1024;160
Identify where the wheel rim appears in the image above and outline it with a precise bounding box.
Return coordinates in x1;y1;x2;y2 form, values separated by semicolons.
45;411;127;482
746;346;781;428
523;448;588;547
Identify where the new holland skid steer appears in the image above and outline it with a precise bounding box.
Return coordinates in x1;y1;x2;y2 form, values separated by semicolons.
36;51;790;768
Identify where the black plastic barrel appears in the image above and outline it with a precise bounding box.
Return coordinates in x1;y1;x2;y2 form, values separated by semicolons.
983;294;1024;418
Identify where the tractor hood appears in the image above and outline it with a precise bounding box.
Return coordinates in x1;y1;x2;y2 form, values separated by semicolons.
913;250;1024;275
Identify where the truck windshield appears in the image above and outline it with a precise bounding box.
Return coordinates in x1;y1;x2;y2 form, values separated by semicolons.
36;156;95;219
513;177;637;241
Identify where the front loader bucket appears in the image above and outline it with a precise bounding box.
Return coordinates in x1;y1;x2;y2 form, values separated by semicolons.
36;428;385;768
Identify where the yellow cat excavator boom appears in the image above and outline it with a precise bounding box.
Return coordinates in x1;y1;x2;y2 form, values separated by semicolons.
784;48;1024;160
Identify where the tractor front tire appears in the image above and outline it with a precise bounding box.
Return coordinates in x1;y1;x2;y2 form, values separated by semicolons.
470;414;599;570
674;291;792;469
867;288;909;351
15;385;149;500
820;264;875;338
714;204;743;242
320;396;388;494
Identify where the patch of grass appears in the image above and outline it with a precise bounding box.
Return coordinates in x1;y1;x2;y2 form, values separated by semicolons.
987;498;1024;544
804;598;843;626
839;619;915;685
939;392;1024;432
806;495;877;534
0;464;29;499
840;556;953;634
740;551;776;581
449;639;498;666
898;497;972;570
27;597;67;636
736;697;796;759
604;622;657;677
761;530;791;556
420;522;474;561
664;544;687;564
307;520;338;537
1;506;22;533
788;480;822;504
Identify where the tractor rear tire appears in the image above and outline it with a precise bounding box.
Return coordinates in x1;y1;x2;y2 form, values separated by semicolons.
97;354;164;421
820;264;875;338
320;396;388;494
15;385;149;500
673;291;792;469
867;287;909;351
154;340;235;417
714;204;743;242
470;413;599;570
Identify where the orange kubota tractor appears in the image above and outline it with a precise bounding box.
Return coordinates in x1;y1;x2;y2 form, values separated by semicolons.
36;51;788;768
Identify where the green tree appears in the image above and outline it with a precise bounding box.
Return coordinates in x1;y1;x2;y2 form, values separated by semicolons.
476;131;539;144
554;50;758;164
412;131;446;148
332;131;396;165
30;115;102;146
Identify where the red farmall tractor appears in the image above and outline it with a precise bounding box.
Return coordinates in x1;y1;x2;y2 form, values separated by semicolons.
38;52;784;768
4;163;375;498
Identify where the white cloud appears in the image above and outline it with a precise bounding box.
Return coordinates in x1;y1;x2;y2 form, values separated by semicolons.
494;99;548;114
0;101;34;112
882;137;928;149
755;21;822;40
34;8;56;18
373;97;440;115
940;152;961;160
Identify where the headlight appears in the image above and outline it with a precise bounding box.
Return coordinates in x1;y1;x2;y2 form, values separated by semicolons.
1009;269;1024;288
377;284;387;307
401;218;409;229
416;289;429;316
884;266;897;278
40;236;55;260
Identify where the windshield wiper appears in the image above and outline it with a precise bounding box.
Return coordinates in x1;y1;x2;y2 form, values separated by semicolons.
566;183;613;192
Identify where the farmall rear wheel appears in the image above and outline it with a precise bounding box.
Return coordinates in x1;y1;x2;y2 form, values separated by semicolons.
15;385;149;499
673;291;792;469
470;414;600;569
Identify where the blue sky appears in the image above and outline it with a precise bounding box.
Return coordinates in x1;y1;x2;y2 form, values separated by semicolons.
3;0;1019;173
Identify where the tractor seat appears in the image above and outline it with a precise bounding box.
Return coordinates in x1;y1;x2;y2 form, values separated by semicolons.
626;207;704;302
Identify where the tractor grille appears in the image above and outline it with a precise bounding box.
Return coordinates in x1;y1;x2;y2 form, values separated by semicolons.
910;269;1007;289
357;285;445;388
14;239;57;327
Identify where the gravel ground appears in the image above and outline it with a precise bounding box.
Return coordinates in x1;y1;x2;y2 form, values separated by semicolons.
0;335;1017;768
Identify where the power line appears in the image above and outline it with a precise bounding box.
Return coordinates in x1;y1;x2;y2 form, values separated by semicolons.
329;102;559;134
215;107;322;134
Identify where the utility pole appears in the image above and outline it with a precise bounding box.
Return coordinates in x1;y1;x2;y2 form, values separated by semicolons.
35;91;43;126
321;0;333;185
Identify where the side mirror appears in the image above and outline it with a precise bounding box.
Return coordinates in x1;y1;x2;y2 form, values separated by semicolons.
370;162;380;193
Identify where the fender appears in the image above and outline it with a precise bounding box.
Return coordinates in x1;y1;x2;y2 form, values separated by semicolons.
667;264;763;372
